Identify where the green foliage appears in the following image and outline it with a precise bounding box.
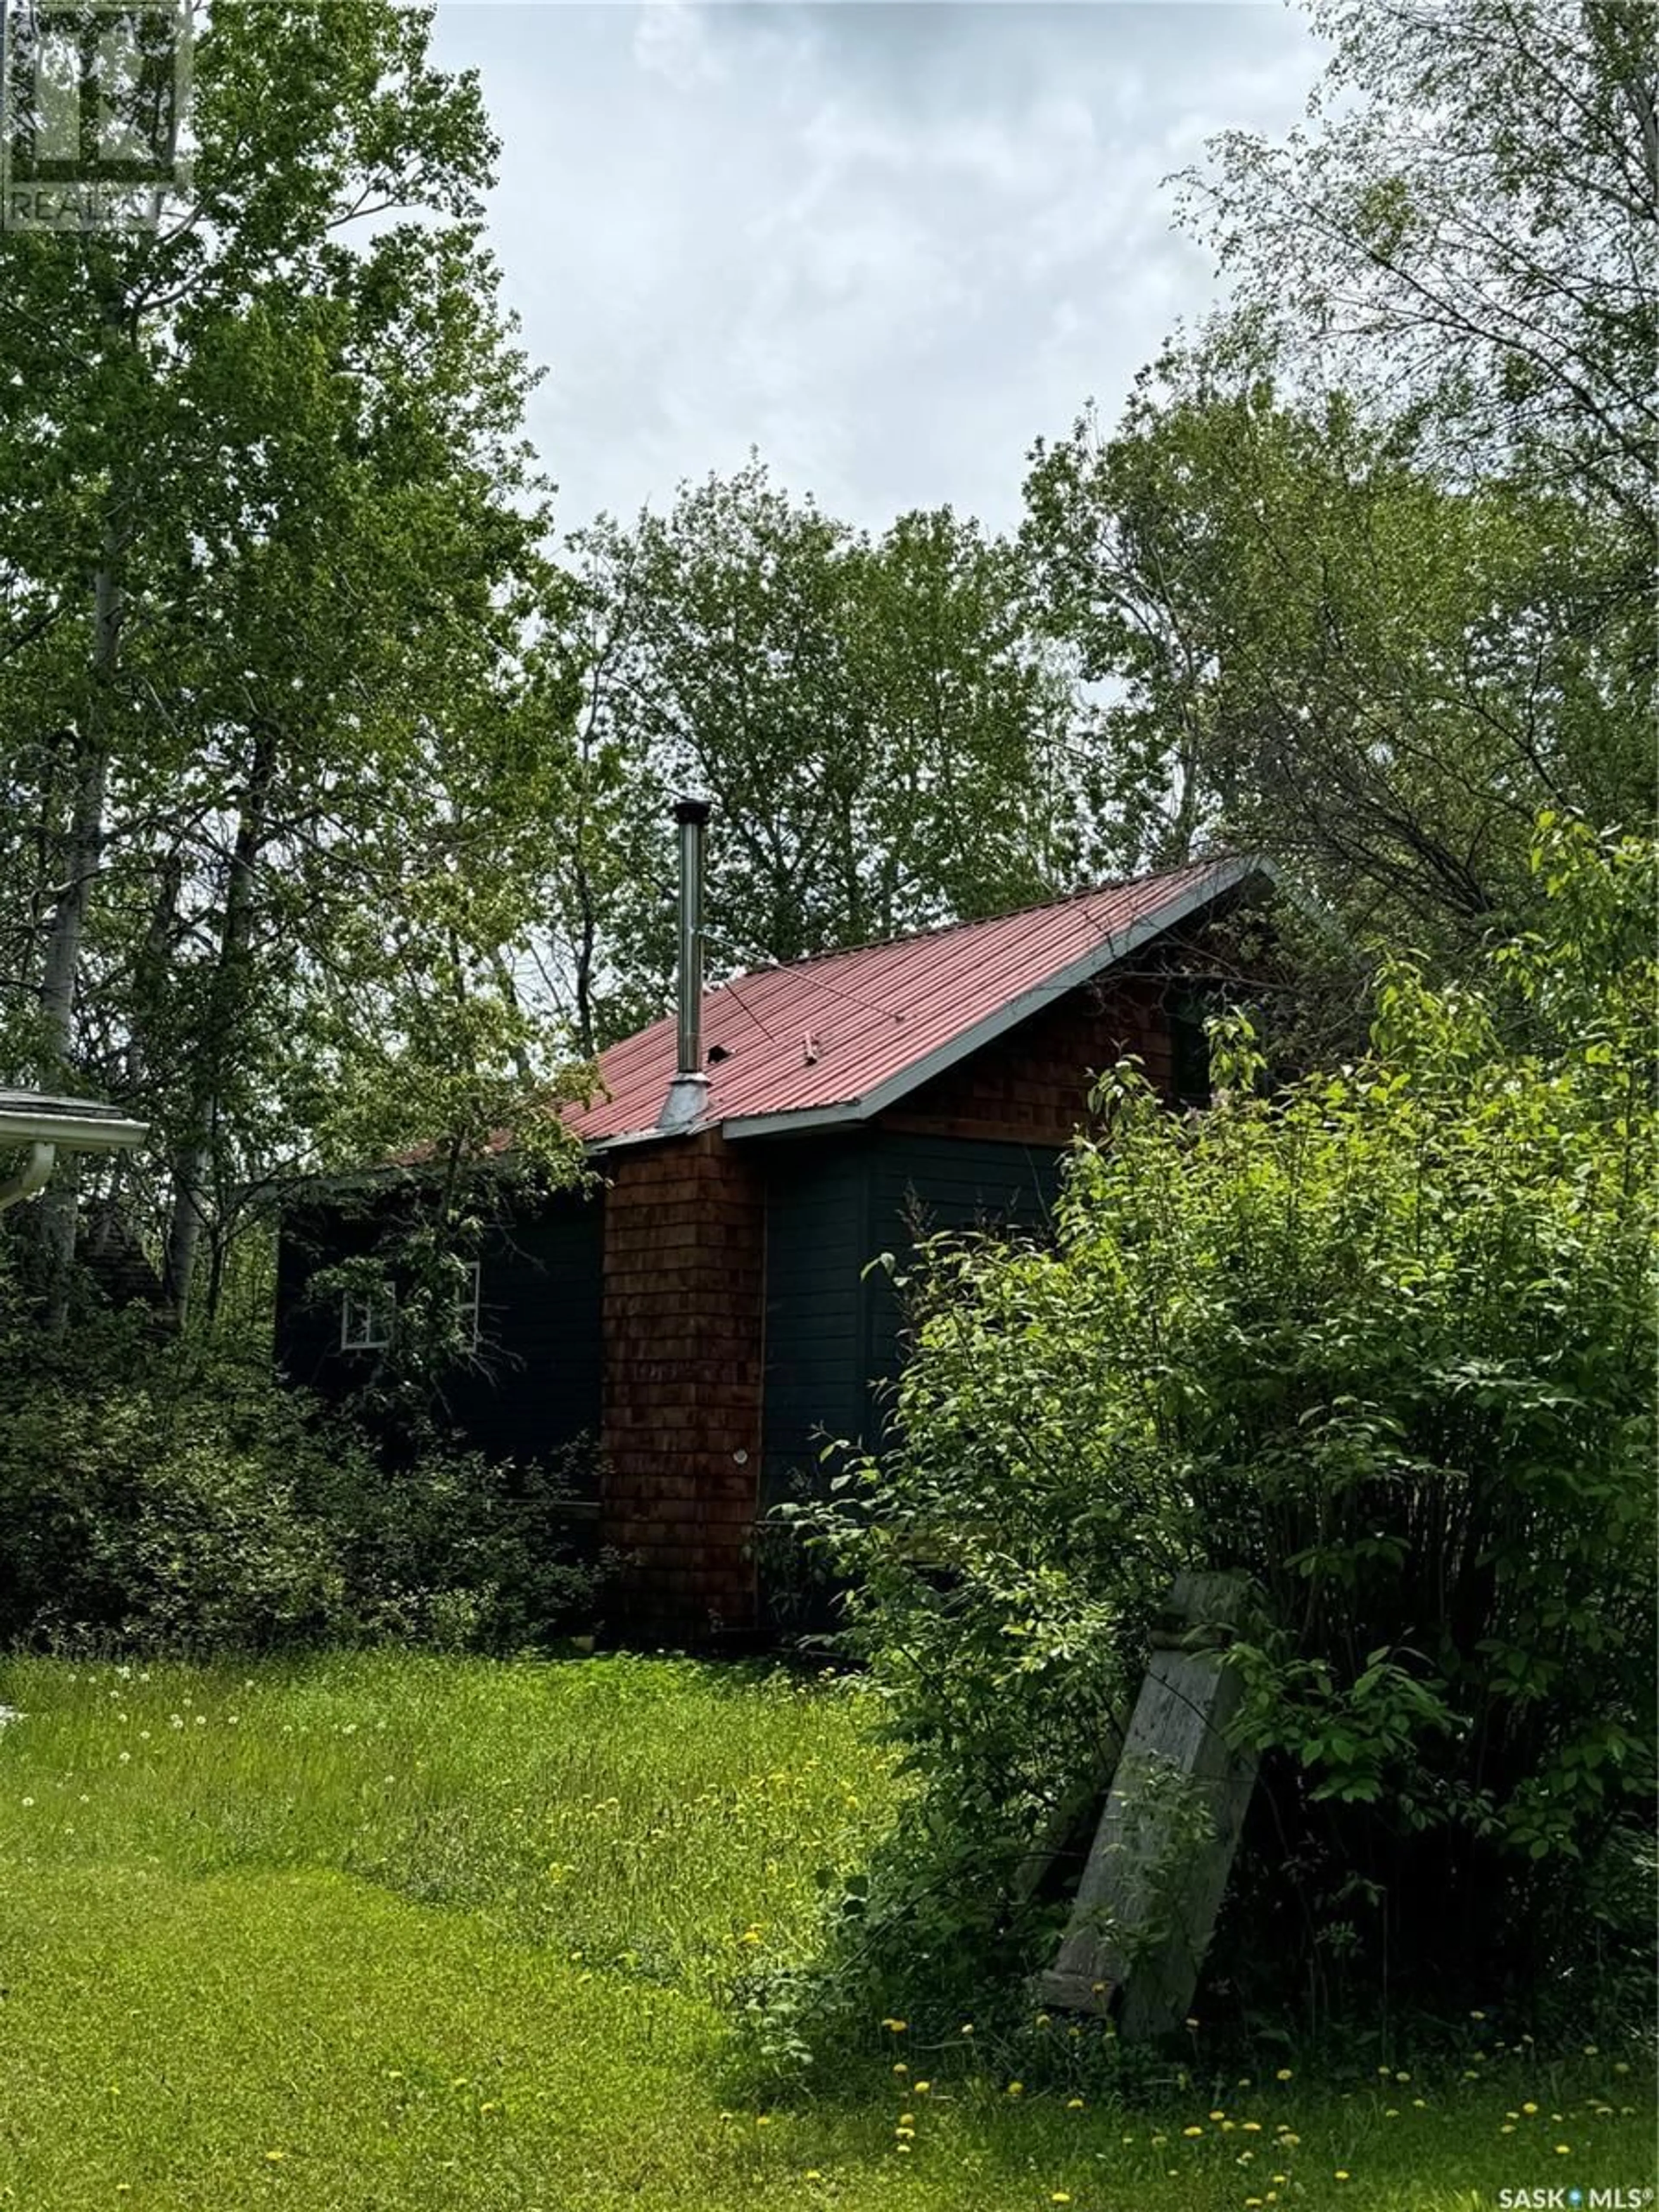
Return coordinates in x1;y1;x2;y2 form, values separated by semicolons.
1023;351;1652;956
795;821;1655;2027
554;458;1080;1037
0;0;575;1326
0;1305;597;1656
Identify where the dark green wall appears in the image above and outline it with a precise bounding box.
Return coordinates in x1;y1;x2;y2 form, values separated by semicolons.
760;1129;1064;1509
275;1186;604;1481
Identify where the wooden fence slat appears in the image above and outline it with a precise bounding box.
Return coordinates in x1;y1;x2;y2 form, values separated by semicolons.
1034;1571;1259;2038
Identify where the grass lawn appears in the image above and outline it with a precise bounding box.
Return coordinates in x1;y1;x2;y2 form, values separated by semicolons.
0;1652;1650;2211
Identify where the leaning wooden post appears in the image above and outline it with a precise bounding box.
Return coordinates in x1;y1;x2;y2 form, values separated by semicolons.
1034;1570;1259;2039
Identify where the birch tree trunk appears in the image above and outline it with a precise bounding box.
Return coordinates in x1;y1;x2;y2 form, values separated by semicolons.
31;553;121;1330
161;722;276;1327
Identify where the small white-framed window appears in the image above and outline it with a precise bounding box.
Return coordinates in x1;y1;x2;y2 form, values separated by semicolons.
455;1259;481;1351
340;1283;394;1352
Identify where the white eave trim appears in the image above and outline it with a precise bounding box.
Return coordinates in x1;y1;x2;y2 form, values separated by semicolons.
720;857;1274;1143
0;1103;149;1151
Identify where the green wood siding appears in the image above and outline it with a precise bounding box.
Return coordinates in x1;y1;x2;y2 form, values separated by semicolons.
862;1130;1065;1417
759;1135;873;1516
760;1130;1063;1506
275;1189;604;1481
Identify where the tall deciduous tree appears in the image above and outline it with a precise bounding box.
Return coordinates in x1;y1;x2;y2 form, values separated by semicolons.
0;2;571;1326
1025;0;1654;956
554;458;1080;1038
1024;349;1652;953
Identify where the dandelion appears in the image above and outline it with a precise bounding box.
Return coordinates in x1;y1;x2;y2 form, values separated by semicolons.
118;1751;130;1764
1384;2107;1399;2119
1066;2099;1085;2112
756;2116;771;2128
1394;2071;1410;2084
1555;2145;1571;2157
1276;2068;1293;2082
1335;2170;1350;2183
959;2023;973;2037
1183;2126;1204;2138
913;2082;931;2096
1051;2196;1072;2204
892;2062;907;2076
804;2171;822;2182
1007;2082;1023;2098
1500;2125;1516;2135
19;1797;32;1808
881;2018;907;2033
264;2151;285;2163
1523;2103;1539;2115
1210;2109;1227;2122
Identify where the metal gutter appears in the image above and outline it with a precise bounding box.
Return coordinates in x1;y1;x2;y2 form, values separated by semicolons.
0;1093;149;1215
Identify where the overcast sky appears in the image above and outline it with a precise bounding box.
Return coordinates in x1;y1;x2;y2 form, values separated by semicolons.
428;2;1326;540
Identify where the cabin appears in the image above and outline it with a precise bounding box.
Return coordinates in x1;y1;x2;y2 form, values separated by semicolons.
275;814;1281;1643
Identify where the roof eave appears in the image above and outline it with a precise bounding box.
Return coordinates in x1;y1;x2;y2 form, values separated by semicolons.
719;856;1271;1144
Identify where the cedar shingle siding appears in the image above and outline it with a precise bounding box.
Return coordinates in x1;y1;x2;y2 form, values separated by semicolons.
600;1130;766;1635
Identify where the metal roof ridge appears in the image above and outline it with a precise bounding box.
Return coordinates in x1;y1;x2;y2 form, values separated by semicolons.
712;853;1243;991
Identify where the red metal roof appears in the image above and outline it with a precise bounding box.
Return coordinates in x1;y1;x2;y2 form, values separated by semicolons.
567;855;1259;1146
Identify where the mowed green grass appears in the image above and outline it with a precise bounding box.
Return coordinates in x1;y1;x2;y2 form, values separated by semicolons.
0;1653;1650;2212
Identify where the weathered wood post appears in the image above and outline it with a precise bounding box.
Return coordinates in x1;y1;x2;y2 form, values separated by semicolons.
1034;1570;1259;2038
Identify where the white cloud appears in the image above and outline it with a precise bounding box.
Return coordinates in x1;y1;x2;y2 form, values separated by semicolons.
429;1;1327;537
631;0;724;91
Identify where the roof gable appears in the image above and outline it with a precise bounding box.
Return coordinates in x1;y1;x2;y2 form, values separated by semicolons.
569;855;1269;1147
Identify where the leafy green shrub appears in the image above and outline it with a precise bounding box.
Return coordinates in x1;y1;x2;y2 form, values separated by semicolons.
302;1425;602;1654
0;1314;347;1650
0;1307;598;1655
790;820;1655;2041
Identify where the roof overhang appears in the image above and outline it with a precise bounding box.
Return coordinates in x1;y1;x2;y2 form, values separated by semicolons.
718;855;1276;1143
0;1092;149;1151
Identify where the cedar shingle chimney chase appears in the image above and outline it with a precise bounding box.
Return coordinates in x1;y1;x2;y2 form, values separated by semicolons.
657;796;712;1132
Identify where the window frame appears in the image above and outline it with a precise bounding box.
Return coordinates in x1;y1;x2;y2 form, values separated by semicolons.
454;1258;481;1352
340;1281;395;1353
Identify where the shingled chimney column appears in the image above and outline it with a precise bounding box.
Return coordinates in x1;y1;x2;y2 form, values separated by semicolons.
658;796;712;1131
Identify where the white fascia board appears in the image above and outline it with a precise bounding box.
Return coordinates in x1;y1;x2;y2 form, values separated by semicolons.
721;858;1269;1144
0;1105;148;1150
